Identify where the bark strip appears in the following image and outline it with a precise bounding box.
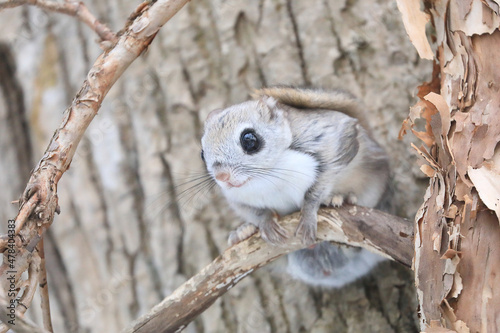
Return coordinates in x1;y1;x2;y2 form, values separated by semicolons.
398;0;500;331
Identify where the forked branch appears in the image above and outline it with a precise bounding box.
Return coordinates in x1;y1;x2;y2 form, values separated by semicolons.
0;0;117;43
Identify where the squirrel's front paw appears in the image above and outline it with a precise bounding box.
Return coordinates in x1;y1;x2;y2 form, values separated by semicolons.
260;213;288;245
228;223;258;246
330;193;357;207
330;194;344;207
295;217;317;245
347;193;358;205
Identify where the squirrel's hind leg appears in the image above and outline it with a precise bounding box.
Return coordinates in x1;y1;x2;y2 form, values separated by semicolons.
228;223;258;246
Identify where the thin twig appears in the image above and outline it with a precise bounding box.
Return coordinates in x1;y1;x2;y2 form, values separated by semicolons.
15;192;39;235
125;205;413;333
1;193;38;252
0;252;41;333
0;296;51;333
38;237;54;332
0;0;117;43
17;251;41;316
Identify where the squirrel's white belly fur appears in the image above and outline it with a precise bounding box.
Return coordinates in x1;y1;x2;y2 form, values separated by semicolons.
221;150;318;216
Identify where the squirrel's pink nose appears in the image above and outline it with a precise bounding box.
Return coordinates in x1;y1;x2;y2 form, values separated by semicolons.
215;172;230;182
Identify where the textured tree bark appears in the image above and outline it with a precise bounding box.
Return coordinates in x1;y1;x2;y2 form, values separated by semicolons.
0;0;430;332
398;0;500;331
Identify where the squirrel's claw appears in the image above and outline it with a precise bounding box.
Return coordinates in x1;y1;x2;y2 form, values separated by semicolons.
295;216;317;246
330;193;358;207
330;194;345;207
228;223;258;246
260;213;288;246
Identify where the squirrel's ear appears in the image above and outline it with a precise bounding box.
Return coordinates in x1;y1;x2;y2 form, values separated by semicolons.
257;96;281;120
206;108;224;121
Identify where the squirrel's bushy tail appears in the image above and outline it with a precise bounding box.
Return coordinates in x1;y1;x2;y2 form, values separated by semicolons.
252;87;372;131
287;244;385;288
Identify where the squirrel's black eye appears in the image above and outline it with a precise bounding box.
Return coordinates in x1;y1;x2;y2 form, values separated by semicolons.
240;129;262;154
200;149;205;162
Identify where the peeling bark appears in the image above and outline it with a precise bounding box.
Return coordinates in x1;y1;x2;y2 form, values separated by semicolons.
398;0;500;331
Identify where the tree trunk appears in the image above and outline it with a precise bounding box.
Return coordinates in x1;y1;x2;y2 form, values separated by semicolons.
0;0;429;332
398;0;500;331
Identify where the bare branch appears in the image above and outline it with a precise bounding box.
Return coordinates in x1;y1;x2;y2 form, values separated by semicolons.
0;253;42;332
18;251;41;316
0;0;117;43
0;304;50;333
0;0;190;327
125;205;413;333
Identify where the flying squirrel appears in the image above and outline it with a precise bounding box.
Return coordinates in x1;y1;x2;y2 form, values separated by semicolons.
200;87;391;287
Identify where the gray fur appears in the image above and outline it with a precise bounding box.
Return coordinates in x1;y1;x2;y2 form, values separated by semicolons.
201;87;391;287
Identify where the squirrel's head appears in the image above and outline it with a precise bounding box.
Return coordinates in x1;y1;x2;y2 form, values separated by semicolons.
201;96;292;189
